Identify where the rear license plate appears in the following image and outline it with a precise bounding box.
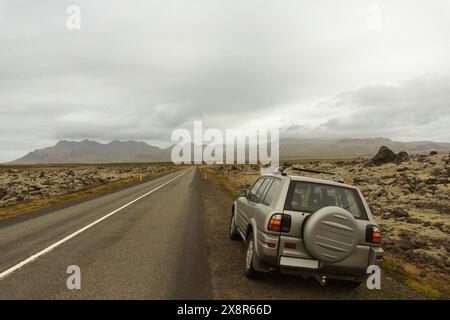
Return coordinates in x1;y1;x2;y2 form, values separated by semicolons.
279;256;319;269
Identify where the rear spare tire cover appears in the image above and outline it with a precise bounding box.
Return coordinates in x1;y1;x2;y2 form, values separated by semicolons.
303;206;359;263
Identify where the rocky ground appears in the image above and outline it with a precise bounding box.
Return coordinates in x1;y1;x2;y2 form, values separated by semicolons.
200;150;450;298
0;164;175;209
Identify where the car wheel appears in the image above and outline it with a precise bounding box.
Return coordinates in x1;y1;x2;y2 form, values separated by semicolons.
244;232;259;278
333;280;363;289
229;209;240;240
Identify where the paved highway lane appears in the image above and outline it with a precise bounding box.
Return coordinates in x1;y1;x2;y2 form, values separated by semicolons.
0;167;212;299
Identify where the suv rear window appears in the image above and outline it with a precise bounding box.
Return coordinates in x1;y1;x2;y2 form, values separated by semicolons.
284;181;368;220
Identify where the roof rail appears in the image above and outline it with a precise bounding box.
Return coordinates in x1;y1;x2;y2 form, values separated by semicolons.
279;166;345;183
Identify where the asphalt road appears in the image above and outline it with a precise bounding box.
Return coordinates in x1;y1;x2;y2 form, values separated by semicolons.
0;167;212;299
0;166;424;300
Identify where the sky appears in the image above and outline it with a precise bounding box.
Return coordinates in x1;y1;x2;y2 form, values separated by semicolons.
0;0;450;162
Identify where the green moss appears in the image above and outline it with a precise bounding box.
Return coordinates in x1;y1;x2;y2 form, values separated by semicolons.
0;167;181;221
382;257;441;299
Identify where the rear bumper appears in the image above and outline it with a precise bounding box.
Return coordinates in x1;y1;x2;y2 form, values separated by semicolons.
255;228;279;265
255;230;384;278
368;246;384;266
278;246;383;281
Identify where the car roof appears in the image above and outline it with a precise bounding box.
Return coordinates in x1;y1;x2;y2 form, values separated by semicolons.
261;173;358;189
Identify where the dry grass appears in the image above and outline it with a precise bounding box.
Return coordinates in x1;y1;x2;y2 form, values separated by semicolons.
199;165;259;198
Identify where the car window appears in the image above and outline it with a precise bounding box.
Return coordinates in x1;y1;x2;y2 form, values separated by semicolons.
284;181;367;219
259;179;274;203
247;178;264;202
254;178;272;203
262;178;281;206
338;188;362;218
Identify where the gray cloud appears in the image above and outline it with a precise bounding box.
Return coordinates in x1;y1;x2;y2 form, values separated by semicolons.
283;75;450;141
1;0;450;161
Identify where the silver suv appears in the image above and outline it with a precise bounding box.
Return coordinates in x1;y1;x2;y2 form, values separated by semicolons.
229;167;384;288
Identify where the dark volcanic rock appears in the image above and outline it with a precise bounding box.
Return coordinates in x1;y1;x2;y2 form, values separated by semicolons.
371;146;398;165
397;151;410;163
411;237;427;249
0;188;7;200
398;239;415;251
393;207;410;218
369;146;410;166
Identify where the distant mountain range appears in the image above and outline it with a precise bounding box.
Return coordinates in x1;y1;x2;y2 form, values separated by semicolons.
7;138;450;164
9;140;172;164
279;137;450;159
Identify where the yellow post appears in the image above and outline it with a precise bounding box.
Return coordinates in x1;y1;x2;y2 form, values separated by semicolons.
139;174;143;182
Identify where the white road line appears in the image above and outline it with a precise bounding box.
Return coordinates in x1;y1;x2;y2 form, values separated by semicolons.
0;168;192;281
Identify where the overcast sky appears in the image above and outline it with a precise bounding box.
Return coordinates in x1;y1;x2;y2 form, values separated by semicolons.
1;0;450;162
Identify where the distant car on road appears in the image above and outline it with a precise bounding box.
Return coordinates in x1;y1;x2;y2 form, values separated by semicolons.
230;167;384;288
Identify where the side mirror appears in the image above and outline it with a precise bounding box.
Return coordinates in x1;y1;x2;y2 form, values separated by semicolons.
238;189;247;198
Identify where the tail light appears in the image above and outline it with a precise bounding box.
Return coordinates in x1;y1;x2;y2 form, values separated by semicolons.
284;242;296;249
268;214;282;232
268;214;291;233
366;225;381;244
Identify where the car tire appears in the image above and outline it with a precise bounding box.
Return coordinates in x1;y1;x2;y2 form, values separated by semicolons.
333;280;363;289
229;209;240;240
244;232;259;278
